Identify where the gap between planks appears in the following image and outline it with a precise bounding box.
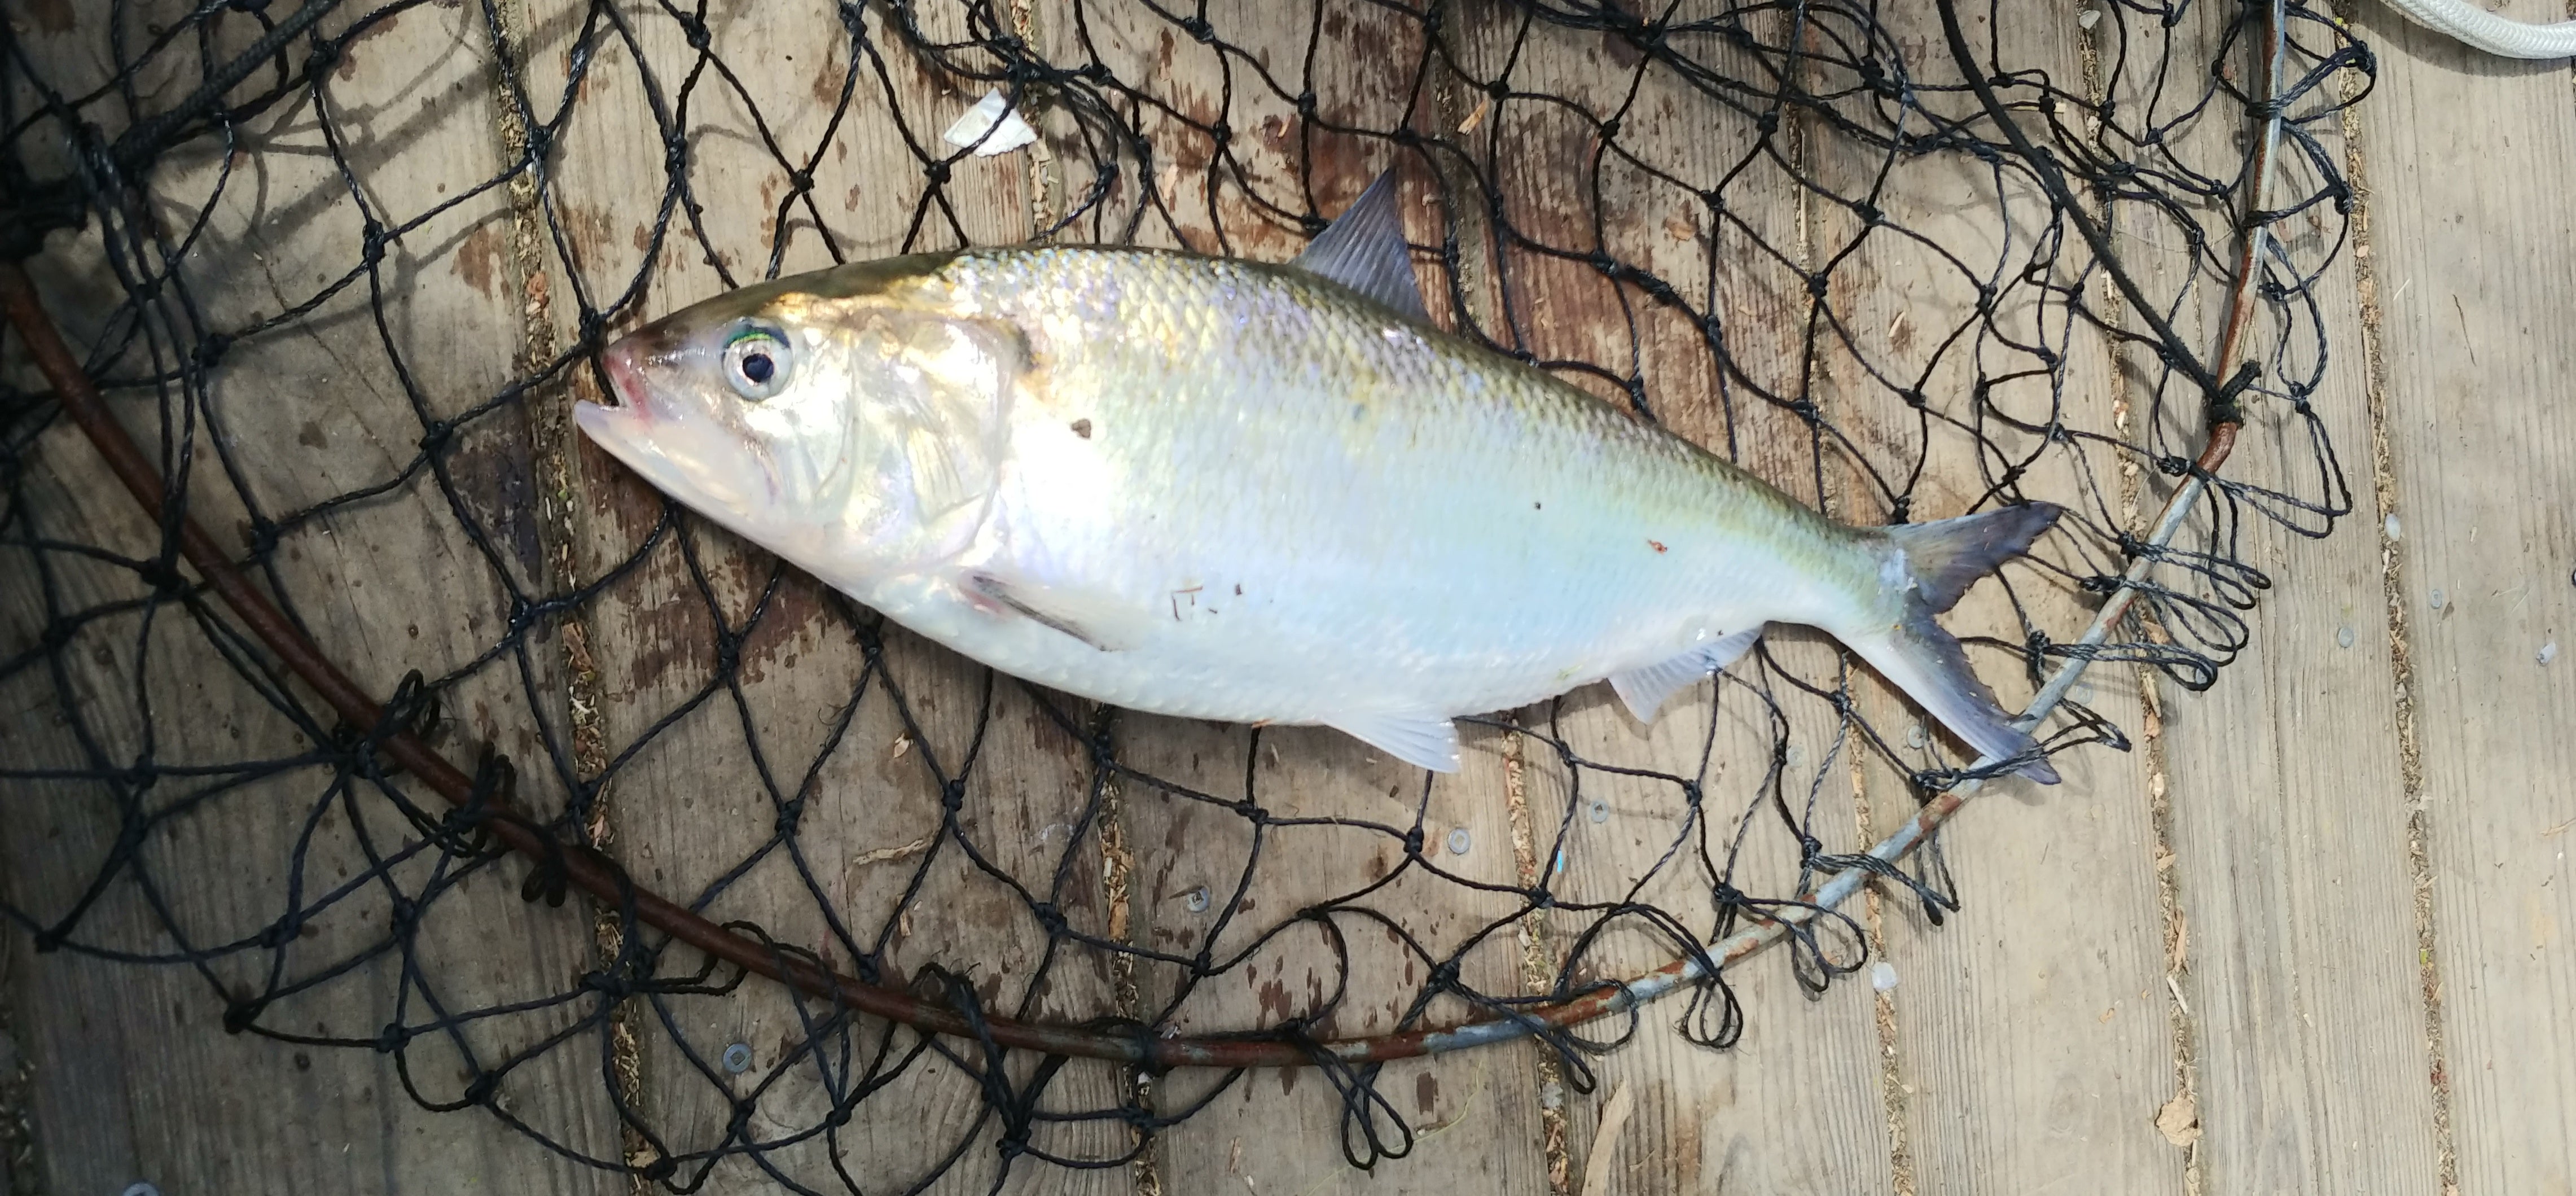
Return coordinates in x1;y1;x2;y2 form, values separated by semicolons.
2072;11;2204;1192
484;1;652;1189
2333;33;2459;1196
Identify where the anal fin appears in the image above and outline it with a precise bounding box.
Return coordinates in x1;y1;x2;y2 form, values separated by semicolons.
1326;711;1462;773
1608;627;1763;723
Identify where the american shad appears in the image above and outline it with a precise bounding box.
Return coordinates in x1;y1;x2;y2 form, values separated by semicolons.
575;172;2062;782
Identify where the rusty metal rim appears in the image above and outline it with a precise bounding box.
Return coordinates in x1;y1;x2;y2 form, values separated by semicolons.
0;0;2278;1063
0;258;1748;1070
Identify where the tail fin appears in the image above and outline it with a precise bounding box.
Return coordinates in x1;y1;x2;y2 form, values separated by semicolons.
1851;502;2064;783
1885;502;2064;614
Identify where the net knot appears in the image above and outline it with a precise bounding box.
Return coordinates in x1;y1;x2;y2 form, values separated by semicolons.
1425;960;1461;991
1208;121;1230;146
222;997;266;1034
1401;827;1425;856
463;1072;500;1107
941;778;968;812
138;558;189;598
1181;15;1214;42
1029;901;1067;935
2157;454;2191;477
228;0;271;11
1852;199;1881;226
192;331;232;369
680;16;713;51
257;915;305;949
581;969;635;1000
375;1022;409;1054
924;160;951;185
418;419;454;455
787;168;813;192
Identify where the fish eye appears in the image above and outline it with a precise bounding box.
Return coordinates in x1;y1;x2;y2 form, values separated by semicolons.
722;322;792;401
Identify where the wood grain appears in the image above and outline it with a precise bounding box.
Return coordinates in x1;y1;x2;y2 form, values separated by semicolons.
1026;3;1556;1192
1803;7;2181;1191
2353;5;2576;1191
2129;3;2444;1189
519;1;1127;1190
1449;5;1901;1193
2;3;620;1191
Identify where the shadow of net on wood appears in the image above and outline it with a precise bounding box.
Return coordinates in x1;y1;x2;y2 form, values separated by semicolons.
0;0;2367;1188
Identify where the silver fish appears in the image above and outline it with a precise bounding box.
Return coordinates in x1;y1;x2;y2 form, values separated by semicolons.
576;173;2061;782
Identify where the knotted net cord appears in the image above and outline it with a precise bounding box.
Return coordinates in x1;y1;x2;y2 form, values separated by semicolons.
2;0;2367;1187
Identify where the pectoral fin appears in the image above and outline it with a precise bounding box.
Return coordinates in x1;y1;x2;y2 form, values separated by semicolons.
1326;710;1462;773
1608;626;1763;722
965;571;1143;652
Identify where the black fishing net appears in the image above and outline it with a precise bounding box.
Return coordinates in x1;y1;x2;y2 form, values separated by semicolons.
1;0;2369;1189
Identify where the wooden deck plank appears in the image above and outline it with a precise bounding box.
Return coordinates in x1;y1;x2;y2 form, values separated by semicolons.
2;3;621;1192
1449;6;1900;1193
2129;4;2444;1189
1803;7;2182;1191
1024;3;1556;1192
520;1;1130;1190
2351;7;2576;1191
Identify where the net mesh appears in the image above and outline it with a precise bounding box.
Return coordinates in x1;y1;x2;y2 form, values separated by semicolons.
1;0;2367;1188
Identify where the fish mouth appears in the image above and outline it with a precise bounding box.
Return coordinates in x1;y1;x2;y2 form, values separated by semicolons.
574;332;774;516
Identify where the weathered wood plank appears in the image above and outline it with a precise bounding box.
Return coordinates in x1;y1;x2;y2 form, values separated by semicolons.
2352;6;2576;1191
1801;7;2180;1190
2;3;621;1192
1026;3;1556;1191
1449;5;1899;1193
2130;3;2443;1188
521;1;1129;1190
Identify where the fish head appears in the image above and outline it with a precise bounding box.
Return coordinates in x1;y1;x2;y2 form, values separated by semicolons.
577;257;1016;577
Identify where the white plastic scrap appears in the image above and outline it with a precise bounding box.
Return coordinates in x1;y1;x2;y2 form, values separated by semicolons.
1870;961;1899;992
2542;641;2560;667
942;89;1039;157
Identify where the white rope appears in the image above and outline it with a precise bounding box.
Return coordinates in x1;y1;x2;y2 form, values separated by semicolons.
2381;0;2576;59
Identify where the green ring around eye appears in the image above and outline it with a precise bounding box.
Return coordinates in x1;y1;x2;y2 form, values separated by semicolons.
722;324;792;401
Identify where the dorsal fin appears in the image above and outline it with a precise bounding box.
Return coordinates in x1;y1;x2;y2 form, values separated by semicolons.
1289;169;1430;324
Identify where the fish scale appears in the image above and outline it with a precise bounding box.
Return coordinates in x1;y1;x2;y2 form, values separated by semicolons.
945;246;1857;702
575;171;2062;781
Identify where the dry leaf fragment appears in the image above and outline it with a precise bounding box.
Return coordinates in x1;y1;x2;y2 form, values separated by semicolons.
1579;1079;1636;1196
2155;1093;2202;1147
1457;94;1493;134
